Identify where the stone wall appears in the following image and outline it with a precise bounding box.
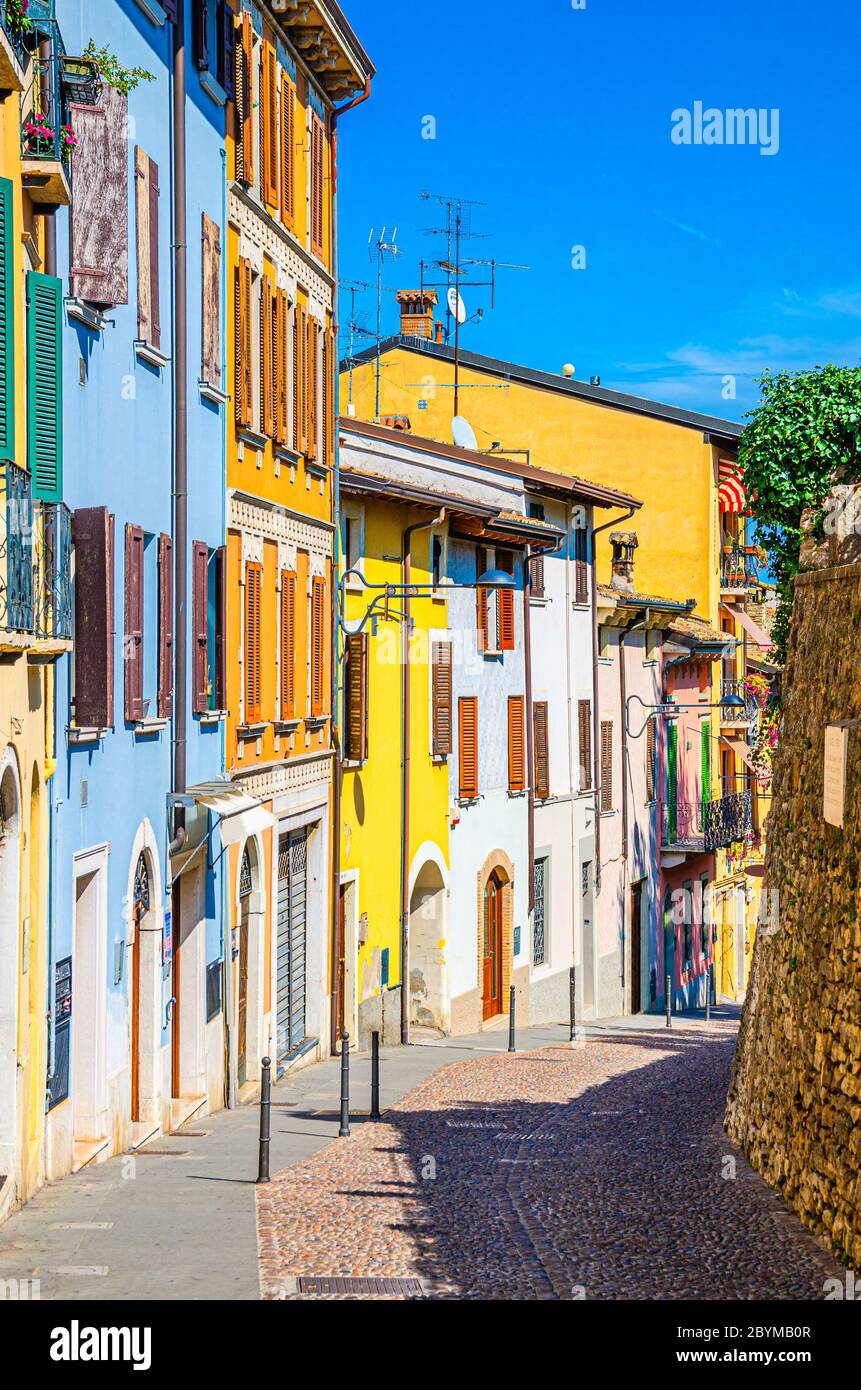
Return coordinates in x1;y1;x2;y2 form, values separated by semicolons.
726;539;861;1269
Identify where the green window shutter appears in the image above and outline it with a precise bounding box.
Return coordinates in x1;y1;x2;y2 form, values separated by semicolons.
27;271;63;502
700;719;711;819
0;179;14;460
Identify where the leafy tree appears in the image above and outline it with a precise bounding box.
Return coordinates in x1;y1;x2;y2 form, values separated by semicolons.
739;364;861;663
83;40;155;96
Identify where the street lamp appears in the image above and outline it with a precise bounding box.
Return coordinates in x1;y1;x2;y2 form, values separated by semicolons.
625;690;746;739
337;564;516;634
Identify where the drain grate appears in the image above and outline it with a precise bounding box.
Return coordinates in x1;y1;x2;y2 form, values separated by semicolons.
297;1276;424;1298
135;1148;192;1157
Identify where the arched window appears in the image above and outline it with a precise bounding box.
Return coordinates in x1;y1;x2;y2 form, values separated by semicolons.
239;846;253;899
134;852;151;912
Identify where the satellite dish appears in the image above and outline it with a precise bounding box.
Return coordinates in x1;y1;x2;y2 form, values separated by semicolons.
447;287;467;324
452;415;478;450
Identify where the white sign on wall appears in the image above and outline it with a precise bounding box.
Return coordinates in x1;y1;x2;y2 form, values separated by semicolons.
823;723;849;828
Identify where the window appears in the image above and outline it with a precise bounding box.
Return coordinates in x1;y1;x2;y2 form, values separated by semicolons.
508;695;525;792
260;276;275;437
310;574;326;717
0;179;12;460
578;699;592;790
497;549;515;650
646;716;657;802
235;10;255;186
70;86;129;308
134;148;160;350
700;873;711;959
476;546;491;652
599;623;611;659
533;857;548;966
477;545;516;654
529;551;545;598
280;570;296;720
458;696;478;799
26;272;63;501
124;525;171;723
72;508;115;729
306;314;320;460
431;641;453;757
261;41;279;209
645;627;660;662
234;257;253;429
600;719;613;812
292;302;308;454
431;532;444;589
201;213;222;390
534;701;550;800
280;72;296;227
216;1;236;100
310;112;325;258
683;879;694;971
244;561;262;723
274;288;290;446
192;542;226;714
574;524;589;604
344;631;368;762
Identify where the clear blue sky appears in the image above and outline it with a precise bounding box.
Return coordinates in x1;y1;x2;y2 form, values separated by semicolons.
336;0;861;423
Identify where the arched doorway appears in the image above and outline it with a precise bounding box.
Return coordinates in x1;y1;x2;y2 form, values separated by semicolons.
0;754;22;1184
130;851;151;1124
409;857;448;1033
483;871;505;1021
238;845;253;1086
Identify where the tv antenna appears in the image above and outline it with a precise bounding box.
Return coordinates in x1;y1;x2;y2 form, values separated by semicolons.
419;191;529;415
369;227;401;422
340;278;374;413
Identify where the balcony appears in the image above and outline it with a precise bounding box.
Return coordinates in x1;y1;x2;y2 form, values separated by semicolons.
720;543;760;593
1;461;71;658
660;790;753;855
0;1;31;93
720;678;756;725
20;43;72;207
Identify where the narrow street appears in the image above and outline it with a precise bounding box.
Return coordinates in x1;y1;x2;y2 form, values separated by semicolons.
0;1011;843;1301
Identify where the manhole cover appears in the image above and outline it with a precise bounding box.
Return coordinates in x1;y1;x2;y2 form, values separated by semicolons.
297;1276;424;1298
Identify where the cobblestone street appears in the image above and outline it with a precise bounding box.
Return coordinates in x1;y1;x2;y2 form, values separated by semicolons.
257;1017;845;1300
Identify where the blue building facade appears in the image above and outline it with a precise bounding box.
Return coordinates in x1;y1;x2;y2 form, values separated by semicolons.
46;0;228;1176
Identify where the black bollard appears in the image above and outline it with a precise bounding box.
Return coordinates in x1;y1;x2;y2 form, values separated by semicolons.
370;1030;381;1120
569;965;577;1042
256;1056;271;1184
508;984;516;1053
338;1031;350;1137
665;974;672;1029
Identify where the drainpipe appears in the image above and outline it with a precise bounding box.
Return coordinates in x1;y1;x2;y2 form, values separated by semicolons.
590;505;637;891
400;508;445;1046
618;607;650;1007
523;554;535;917
172;0;188;805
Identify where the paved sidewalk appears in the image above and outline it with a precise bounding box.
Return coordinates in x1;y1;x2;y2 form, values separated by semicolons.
0;1017;592;1301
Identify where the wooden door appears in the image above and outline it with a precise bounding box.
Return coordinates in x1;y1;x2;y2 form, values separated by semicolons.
630;882;642;1014
238;896;249;1086
171;881;181;1098
335;884;347;1042
131;899;142;1122
482;874;503;1021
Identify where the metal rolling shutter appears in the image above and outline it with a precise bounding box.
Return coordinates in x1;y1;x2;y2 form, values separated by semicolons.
276;829;307;1062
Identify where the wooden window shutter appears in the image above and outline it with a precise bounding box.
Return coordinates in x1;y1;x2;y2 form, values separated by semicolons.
292;303;303;452
646;715;657;803
124;524;145;723
192;541;209;714
70;88;129;306
26;272;63;502
600;719;613;813
344;631;368;762
0;178;14;460
261;42;278;208
275;289;290;445
574;526;589;605
134;149;161;349
310;113;324;257
310;573;326;716
508;694;526;792
260;277;274;438
158;533;173;719
239;11;255;187
306;315;319;460
323;325;336;467
201;213;221;388
529;552;545;598
497;549;515;651
476;546;489;652
280;570;296;718
244;560;262;722
431;641;453;757
458;696;479;799
578;699;592;790
72;507;114;729
280;73;295;227
215;545;227;711
218;1;237;102
234;258;253;429
193;0;210;71
534;701;550;800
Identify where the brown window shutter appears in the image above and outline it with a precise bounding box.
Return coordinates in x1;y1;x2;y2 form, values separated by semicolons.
133;148;161;347
431;641;453;756
574;526;589;605
215;545;227;711
280;570;296;718
307;315;319;460
244;561;262;722
234;258;253;429
321;326;331;467
261;42;278;208
578;699;592;790
69;88;129;306
458;696;479;799
201;212;221;388
646;715;656;802
280;73;295;226
240;11;255;187
124;524;145;723
529;552;545;598
260;276;274;437
534;701;549;799
292;303;302;451
476;546;489;652
192;541;209;714
275;289;289;445
147;159;161;349
600;719;613;812
158;533;173;719
72;507;115;729
508;694;526;792
310;574;326;716
310;113;324;257
497;548;515;651
344;631;368;762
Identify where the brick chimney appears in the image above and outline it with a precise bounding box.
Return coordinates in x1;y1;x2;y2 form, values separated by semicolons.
396;289;438;339
609;531;639;593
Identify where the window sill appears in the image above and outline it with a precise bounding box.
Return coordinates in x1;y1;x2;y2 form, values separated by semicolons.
341;759;367;771
571;601;591;610
134;0;167;23
305;459;331;478
305;715;330;731
597;656;613;666
275;444;300;464
600;809;617;818
530;595;549;606
67;725;109;745
135;340;170;369
65;297;109;333
134;717;168;736
507;788;527;798
199;380;228;406
198;709;227;726
457;795;480;808
275;719;302;734
238;722;268;740
200;71;227;107
237;425;269;451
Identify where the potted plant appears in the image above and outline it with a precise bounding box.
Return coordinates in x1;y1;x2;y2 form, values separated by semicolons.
6;0;32;37
22;112;55;156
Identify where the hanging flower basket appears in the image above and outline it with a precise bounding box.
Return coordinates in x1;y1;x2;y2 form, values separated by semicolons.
23;115;56;156
60;124;79;155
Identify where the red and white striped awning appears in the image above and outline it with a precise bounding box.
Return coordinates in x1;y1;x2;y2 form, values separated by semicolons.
718;458;746;513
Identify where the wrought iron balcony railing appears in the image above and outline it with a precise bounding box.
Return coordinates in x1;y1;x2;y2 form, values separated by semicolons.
35;500;72;640
1;462;71;641
720;543;759;591
661;789;753;854
0;0;32;74
720;678;757;723
21;49;72;171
